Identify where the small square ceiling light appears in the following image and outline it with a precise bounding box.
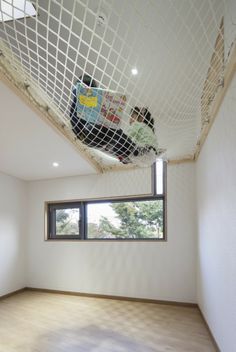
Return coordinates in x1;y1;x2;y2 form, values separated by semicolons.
0;0;36;23
131;68;138;75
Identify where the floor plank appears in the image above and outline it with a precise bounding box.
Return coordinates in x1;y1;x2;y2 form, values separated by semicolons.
0;291;216;352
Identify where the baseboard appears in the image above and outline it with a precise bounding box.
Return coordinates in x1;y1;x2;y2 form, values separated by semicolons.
0;287;26;300
25;287;197;307
1;287;219;350
197;307;221;352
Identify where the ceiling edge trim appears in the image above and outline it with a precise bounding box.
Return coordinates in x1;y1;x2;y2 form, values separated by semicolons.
194;36;236;161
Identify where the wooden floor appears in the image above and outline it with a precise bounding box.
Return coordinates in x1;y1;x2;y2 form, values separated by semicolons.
0;291;216;352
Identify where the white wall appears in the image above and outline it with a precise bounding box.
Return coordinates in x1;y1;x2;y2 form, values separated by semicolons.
27;164;197;303
196;75;236;351
0;172;27;297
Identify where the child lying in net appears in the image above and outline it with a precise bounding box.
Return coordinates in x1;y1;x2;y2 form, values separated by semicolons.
116;107;160;165
70;76;161;165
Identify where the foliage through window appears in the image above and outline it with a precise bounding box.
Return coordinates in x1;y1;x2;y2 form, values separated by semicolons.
47;161;166;240
87;200;164;239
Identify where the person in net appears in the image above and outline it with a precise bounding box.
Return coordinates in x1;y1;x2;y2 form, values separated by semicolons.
70;75;159;164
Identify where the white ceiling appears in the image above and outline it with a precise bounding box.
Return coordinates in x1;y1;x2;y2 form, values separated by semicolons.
0;81;97;180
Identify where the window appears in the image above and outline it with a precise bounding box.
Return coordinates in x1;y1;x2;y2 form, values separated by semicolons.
47;202;84;240
46;161;166;241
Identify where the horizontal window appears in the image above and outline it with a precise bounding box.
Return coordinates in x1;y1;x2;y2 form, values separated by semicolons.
46;161;166;241
87;199;164;239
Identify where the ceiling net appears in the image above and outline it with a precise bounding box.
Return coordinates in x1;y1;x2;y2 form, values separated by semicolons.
0;0;235;171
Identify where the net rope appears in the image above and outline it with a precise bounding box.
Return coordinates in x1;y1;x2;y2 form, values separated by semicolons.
0;0;235;168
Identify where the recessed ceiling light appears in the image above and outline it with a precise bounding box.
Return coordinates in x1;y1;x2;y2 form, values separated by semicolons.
0;0;36;23
52;162;59;167
131;68;138;75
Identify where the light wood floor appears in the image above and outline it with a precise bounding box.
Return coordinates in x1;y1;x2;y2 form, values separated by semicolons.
0;291;216;352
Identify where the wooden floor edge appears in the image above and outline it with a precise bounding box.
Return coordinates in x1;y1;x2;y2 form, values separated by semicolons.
197;306;221;352
24;287;197;307
0;287;26;300
168;157;194;165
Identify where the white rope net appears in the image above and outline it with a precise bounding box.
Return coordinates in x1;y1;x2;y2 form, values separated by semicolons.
0;0;235;170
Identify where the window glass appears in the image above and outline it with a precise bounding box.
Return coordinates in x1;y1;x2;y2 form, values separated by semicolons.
55;207;80;236
87;200;164;239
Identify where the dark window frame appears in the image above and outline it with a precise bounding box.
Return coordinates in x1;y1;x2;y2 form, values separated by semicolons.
47;202;85;240
46;162;167;241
